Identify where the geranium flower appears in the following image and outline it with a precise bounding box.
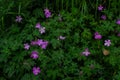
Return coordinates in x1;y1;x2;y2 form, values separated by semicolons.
35;23;41;29
82;48;90;56
31;40;38;46
24;43;30;50
58;36;66;40
44;8;51;18
104;40;111;47
30;51;39;59
32;67;41;75
94;32;102;40
98;5;104;11
116;19;120;25
39;27;45;34
41;41;48;49
101;15;106;20
37;39;43;46
15;15;22;22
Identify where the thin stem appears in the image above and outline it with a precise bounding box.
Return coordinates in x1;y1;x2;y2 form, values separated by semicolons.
18;2;21;15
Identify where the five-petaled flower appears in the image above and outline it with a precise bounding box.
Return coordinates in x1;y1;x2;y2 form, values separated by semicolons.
39;27;45;34
58;36;66;40
31;40;38;46
44;8;51;18
15;15;22;22
35;23;41;29
104;40;111;47
31;51;39;59
116;19;120;25
98;5;104;11
24;43;30;50
41;41;48;49
101;15;106;20
32;67;41;75
94;32;102;40
82;48;90;56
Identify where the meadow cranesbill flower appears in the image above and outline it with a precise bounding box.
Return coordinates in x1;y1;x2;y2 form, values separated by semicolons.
31;40;38;46
101;15;106;20
94;32;102;40
58;36;66;40
31;51;39;59
37;39;43;46
15;15;22;22
32;67;41;75
98;5;103;11
44;8;51;18
41;41;48;49
35;23;41;29
82;48;90;56
24;43;30;50
116;19;120;25
104;40;111;47
39;27;45;34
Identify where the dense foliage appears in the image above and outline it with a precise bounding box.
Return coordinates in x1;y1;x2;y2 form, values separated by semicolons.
0;0;120;80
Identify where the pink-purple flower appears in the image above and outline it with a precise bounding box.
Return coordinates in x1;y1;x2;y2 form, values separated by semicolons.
31;39;48;49
15;15;22;22
35;23;41;29
39;27;45;34
32;67;41;75
116;19;120;25
31;51;39;59
44;8;51;18
98;5;104;11
35;23;46;34
101;15;106;20
41;41;48;49
24;43;30;50
94;32;102;40
37;39;43;46
31;40;38;46
82;48;90;56
104;40;111;47
58;36;66;40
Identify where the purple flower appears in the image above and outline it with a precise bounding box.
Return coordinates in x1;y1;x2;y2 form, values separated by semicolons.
15;15;22;22
39;27;45;34
24;43;30;50
98;5;104;11
104;40;111;47
58;36;66;40
116;19;120;25
41;41;48;49
82;48;90;56
32;67;41;75
35;23;41;29
31;39;48;49
31;40;38;46
37;39;43;46
31;51;39;59
101;15;106;20
44;8;51;18
94;32;102;40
